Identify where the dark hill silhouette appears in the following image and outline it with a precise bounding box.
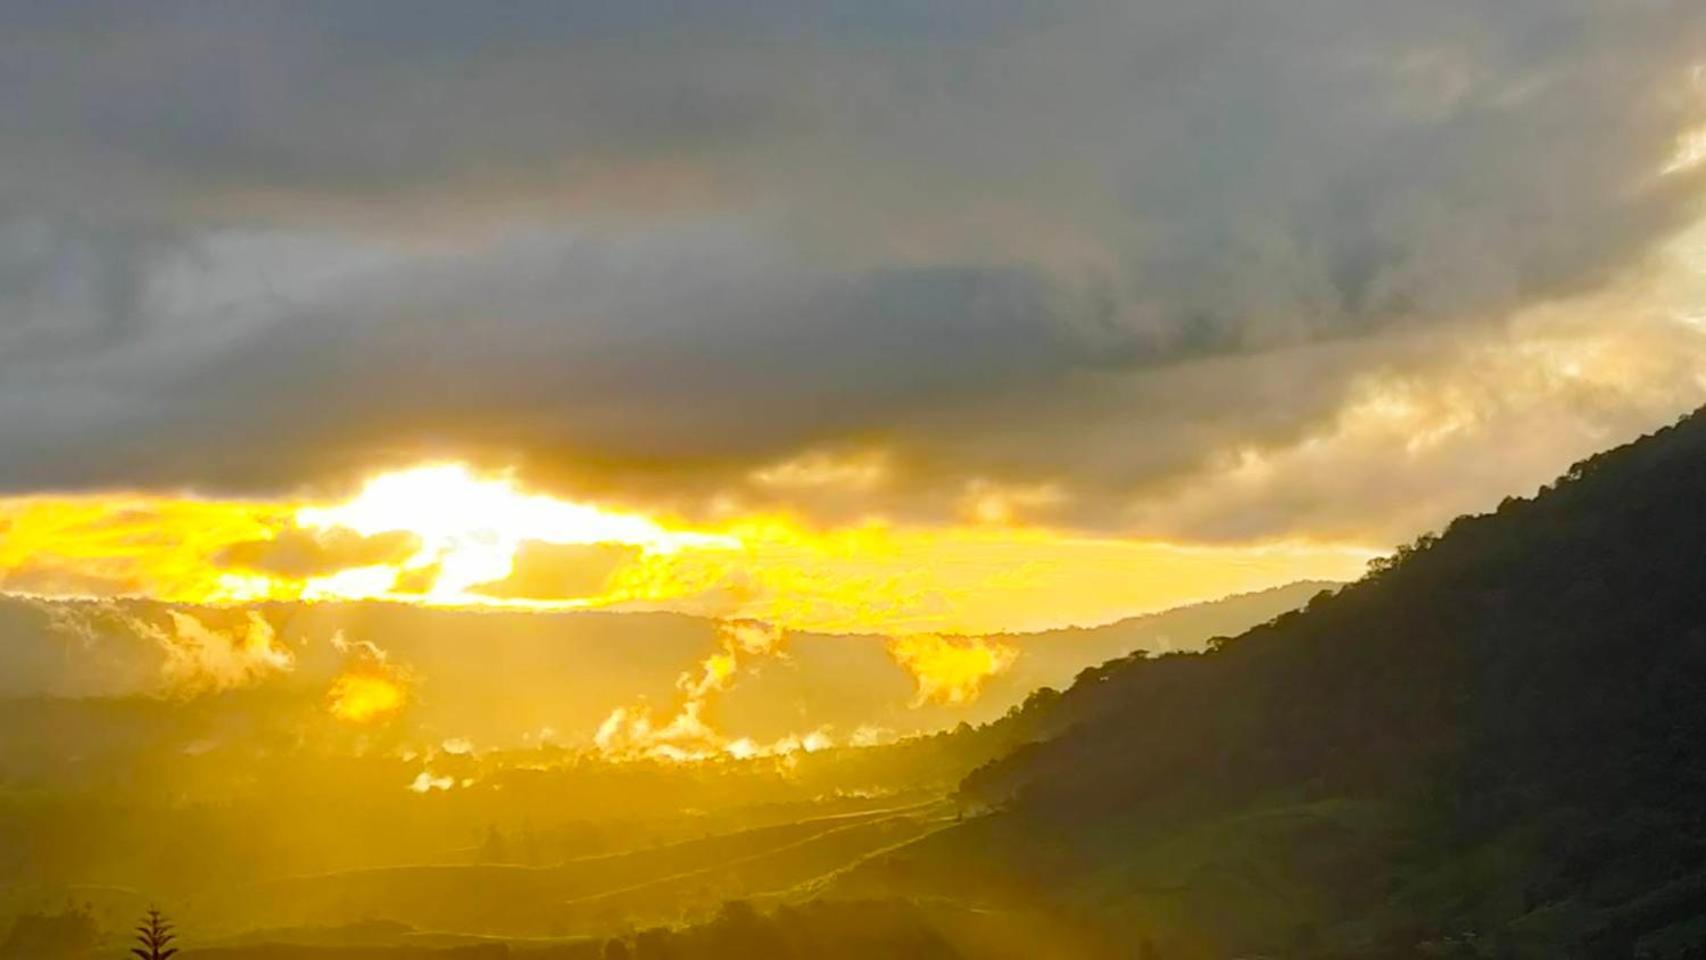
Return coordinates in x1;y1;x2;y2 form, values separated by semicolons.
829;410;1706;958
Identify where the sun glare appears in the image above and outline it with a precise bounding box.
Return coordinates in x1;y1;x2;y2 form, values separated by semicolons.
295;464;737;602
0;462;1374;643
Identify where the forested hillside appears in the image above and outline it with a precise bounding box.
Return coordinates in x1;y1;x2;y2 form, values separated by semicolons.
832;411;1706;959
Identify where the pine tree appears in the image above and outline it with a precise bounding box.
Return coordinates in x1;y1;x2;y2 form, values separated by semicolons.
132;908;177;960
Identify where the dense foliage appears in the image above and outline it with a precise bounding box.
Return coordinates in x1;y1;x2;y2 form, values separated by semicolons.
942;410;1706;957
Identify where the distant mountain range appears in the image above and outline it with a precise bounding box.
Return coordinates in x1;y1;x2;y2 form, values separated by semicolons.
0;581;1334;747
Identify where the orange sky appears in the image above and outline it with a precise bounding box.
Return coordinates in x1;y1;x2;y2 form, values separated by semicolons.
0;463;1372;636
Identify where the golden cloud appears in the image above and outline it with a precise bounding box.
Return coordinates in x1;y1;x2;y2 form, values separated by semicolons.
0;463;1372;636
886;633;1018;707
144;610;294;695
595;619;795;763
469;541;643;601
325;631;412;726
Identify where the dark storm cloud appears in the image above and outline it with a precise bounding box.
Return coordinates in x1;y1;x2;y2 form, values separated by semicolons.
0;0;1702;536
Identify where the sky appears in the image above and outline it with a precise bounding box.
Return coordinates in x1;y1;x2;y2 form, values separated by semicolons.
3;1;1706;646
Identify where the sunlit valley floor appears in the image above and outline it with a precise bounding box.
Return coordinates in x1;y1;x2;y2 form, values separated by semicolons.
15;413;1706;957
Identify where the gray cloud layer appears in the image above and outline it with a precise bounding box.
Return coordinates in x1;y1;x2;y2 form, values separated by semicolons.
1;1;1703;539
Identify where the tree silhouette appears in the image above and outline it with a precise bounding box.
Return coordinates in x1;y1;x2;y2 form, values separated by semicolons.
131;909;176;960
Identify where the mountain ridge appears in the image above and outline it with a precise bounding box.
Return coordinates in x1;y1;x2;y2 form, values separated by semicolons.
826;408;1706;958
0;581;1336;747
